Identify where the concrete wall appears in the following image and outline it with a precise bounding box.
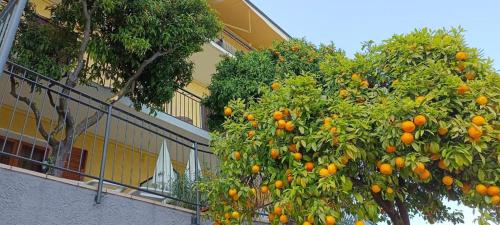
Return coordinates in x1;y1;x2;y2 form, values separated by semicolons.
0;167;208;225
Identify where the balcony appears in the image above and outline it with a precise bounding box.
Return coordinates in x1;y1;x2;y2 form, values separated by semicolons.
0;62;218;222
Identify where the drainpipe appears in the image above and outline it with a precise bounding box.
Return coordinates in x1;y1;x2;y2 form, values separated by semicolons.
0;0;28;75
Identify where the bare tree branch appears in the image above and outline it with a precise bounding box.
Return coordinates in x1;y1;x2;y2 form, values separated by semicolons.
396;197;410;225
9;76;59;147
371;192;405;225
67;0;92;85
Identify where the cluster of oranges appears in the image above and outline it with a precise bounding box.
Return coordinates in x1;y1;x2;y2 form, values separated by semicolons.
400;115;426;145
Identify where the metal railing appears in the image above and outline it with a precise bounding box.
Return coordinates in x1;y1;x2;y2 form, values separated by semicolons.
0;62;218;224
102;80;209;131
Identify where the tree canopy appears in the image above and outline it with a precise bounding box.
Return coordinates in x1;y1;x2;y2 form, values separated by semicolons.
202;39;338;130
200;28;500;225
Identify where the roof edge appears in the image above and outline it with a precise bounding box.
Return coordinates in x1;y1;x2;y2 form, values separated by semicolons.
243;0;291;40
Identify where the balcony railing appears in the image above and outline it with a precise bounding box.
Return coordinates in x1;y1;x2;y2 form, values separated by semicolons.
102;80;209;131
0;61;217;224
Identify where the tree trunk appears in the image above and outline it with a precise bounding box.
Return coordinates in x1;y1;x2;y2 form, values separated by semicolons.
50;141;72;177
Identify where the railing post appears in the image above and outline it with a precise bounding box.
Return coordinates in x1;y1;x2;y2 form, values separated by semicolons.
95;104;113;204
0;0;28;74
194;142;200;225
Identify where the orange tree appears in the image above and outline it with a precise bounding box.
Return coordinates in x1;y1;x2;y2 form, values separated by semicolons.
199;28;500;225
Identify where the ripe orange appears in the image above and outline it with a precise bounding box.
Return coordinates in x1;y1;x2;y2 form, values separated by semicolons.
303;222;312;225
261;185;269;193
224;107;233;117
277;120;286;129
465;72;475;80
288;144;297;152
330;126;338;134
287;173;293;183
231;211;240;219
305;162;314;172
228;188;237;197
279;215;288;224
271;82;280;90
379;163;393;175
355;220;365;225
487;186;500;196
414;115;427;126
231;194;239;201
416;96;425;103
274;206;282;215
455;51;467;61
471;116;486;126
497;133;500;141
361;80;369;88
325;216;336;225
275;180;284;189
251;121;258;128
294;152;302;161
476;96;488;106
430;153;440;161
442;176;454;186
419;169;431;180
386;145;396;153
319;168;330;177
285;121;295;132
492;196;500;205
468;126;482;140
246;114;255;121
438;127;448;136
233;151;241;160
371;184;381;193
401;121;416;133
457;84;469;95
414;163;426;174
214;221;221;225
351;73;361;81
247;130;255;139
327;163;337;175
386;187;394;194
339;89;348;98
438;160;447;170
252;165;260;174
224;213;231;219
324;117;333;126
456;63;465;72
476;184;488;195
395;157;405;168
401;132;414;145
271;149;280;159
273;111;284;121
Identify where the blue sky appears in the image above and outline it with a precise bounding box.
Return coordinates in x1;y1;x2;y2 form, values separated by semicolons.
251;0;500;70
249;1;499;224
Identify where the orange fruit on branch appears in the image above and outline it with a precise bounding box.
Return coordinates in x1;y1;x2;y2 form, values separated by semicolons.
228;188;237;197
395;157;405;168
476;184;488;195
379;163;393;175
275;180;284;189
386;145;396;153
319;168;330;177
305;162;314;172
233;151;241;160
251;165;260;174
271;82;281;90
273;206;282;215
401;121;416;132
414;163;426;174
273;111;284;121
231;211;240;219
285;121;295;132
293;152;302;161
371;184;381;193
325;216;336;225
401;132;414;145
455;51;467;61
457;84;469;95
279;215;288;224
327;163;337;174
271;149;280;159
487;186;500;196
277;119;286;129
471;116;486;126
476;96;488;105
442;176;454;186
246;114;255;121
438;127;448;136
419;169;431;180
467;126;482;140
261;185;269;193
224;107;233;117
414;115;427;126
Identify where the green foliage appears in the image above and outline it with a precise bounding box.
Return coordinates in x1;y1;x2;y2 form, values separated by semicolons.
13;0;221;110
202;28;500;225
203;39;338;130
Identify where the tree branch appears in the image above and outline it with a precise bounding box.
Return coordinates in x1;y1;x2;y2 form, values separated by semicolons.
108;50;169;104
67;0;92;85
371;192;404;225
9;76;59;147
396;197;410;225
